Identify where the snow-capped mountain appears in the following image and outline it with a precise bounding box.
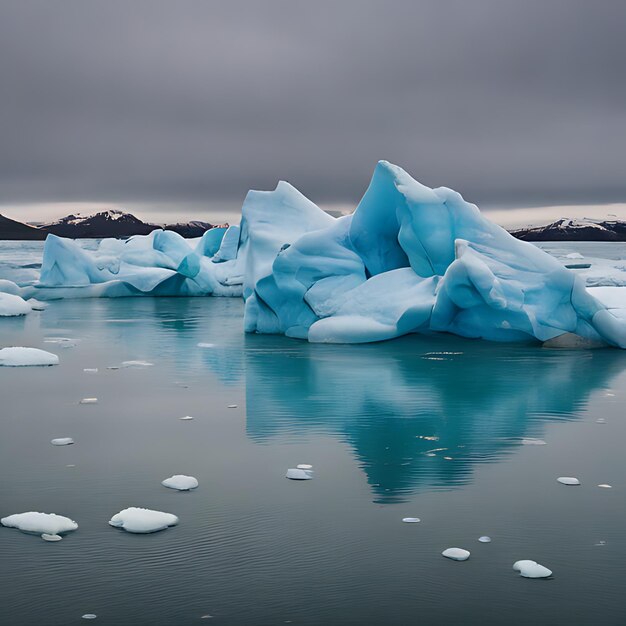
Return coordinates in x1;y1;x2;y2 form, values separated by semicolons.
510;218;626;241
45;210;156;238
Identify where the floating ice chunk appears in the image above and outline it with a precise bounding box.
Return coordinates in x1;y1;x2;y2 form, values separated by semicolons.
478;536;492;543
557;476;580;486
197;343;216;348
179;415;195;421
442;548;470;561
0;347;59;367
66;464;76;468
402;517;421;523
44;337;74;344
161;475;199;491
513;560;552;578
297;464;313;470
82;615;97;620
596;418;606;424
28;299;48;311
108;507;179;533
51;437;74;446
598;484;612;488
227;404;237;408
41;533;63;542
80;398;98;404
83;368;98;373
286;468;313;480
121;360;153;368
566;252;584;259
520;438;546;445
1;512;78;536
0;292;31;316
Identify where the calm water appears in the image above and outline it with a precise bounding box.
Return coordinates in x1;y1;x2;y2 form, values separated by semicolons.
1;243;626;625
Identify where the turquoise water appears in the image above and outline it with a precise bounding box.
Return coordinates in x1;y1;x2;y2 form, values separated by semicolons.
1;244;626;625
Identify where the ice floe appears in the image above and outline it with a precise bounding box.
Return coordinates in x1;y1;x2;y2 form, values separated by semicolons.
598;484;612;488
557;476;581;486
513;560;552;578
41;533;63;542
442;548;470;561
179;415;195;421
478;536;492;543
80;398;98;404
197;343;216;348
297;464;313;470
520;438;547;445
108;507;179;533
0;293;32;316
51;437;74;446
121;360;154;368
286;468;313;480
161;475;199;491
82;615;97;620
402;517;421;523
1;512;78;536
0;347;59;367
83;368;98;373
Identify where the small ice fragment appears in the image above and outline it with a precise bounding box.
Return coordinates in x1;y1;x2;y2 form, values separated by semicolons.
66;464;76;468
402;517;421;523
83;368;98;373
286;468;313;480
51;437;74;446
121;360;153;368
521;438;546;445
442;548;470;561
557;476;580;486
297;464;313;470
425;453;436;457
513;560;552;578
197;343;215;348
41;533;62;542
478;536;492;543
598;484;612;488
595;540;607;546
82;615;97;620
596;418;606;424
28;299;48;311
80;398;98;404
443;456;453;460
108;507;179;533
161;475;199;491
200;616;213;620
0;347;59;367
227;404;237;408
179;415;194;421
107;366;120;370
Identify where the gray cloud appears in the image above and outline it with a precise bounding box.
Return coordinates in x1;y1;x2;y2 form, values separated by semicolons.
0;0;625;215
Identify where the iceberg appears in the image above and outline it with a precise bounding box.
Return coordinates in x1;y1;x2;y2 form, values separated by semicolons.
161;475;199;491
108;507;179;533
513;560;552;578
442;547;470;561
25;161;626;348
0;347;59;367
1;512;78;537
0;292;31;316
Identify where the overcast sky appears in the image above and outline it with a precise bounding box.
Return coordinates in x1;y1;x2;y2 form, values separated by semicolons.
1;0;625;225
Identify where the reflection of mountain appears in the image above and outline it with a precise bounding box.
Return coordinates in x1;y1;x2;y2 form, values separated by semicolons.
244;333;626;503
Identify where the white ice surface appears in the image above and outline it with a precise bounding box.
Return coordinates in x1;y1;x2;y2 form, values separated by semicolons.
513;560;552;578
108;507;179;533
0;293;31;316
1;512;78;535
161;475;199;491
0;347;59;366
442;548;470;561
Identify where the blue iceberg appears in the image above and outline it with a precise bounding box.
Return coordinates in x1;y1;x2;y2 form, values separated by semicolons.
15;160;626;348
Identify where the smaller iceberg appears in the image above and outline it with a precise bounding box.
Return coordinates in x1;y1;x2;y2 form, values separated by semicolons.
108;507;179;533
442;548;470;561
0;347;59;367
1;512;78;538
286;468;313;480
161;475;199;491
557;476;580;486
51;437;74;446
513;560;552;578
0;293;31;316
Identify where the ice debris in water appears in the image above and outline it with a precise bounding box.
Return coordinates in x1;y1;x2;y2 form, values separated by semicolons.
1;512;78;536
41;533;63;542
402;518;421;523
227;404;237;408
82;615;97;620
557;477;581;486
520;438;546;445
442;548;470;561
161;475;199;491
51;437;74;446
109;507;179;533
121;360;153;368
28;299;48;311
598;484;612;488
84;368;98;373
197;343;215;348
286;468;313;480
179;415;194;421
297;464;313;470
513;560;552;578
80;398;98;404
596;418;606;424
0;292;32;316
478;536;492;543
0;347;59;367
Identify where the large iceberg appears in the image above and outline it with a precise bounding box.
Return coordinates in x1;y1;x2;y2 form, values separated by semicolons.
14;160;626;348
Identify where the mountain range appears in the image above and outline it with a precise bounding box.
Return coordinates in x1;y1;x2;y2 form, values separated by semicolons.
0;210;222;239
509;218;626;242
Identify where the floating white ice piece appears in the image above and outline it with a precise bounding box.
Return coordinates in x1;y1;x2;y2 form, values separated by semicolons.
83;368;98;373
121;360;153;368
442;548;470;561
513;560;552;578
28;299;48;311
0;347;59;367
51;437;74;446
80;398;98;404
179;415;194;421
1;512;78;536
557;477;580;486
520;438;546;445
161;475;199;491
108;507;179;533
0;292;31;316
598;484;612;488
41;533;62;541
286;468;313;480
227;404;237;408
402;517;421;523
297;464;313;470
596;418;606;424
82;615;97;620
197;343;215;348
478;536;492;543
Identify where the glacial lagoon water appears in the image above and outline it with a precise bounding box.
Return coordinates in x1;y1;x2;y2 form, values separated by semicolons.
1;241;626;625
